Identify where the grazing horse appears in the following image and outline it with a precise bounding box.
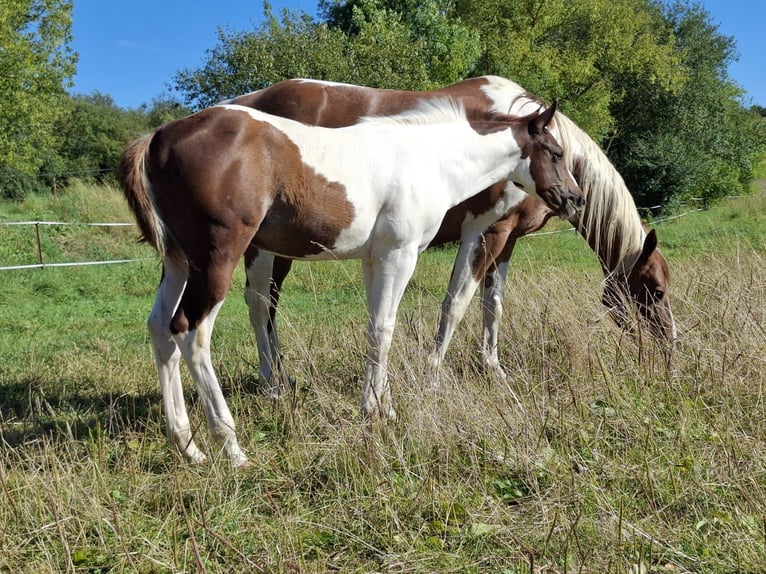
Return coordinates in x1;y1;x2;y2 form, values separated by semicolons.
228;76;676;384
119;100;582;467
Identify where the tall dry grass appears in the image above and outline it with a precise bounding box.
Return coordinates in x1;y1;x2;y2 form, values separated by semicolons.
0;185;765;572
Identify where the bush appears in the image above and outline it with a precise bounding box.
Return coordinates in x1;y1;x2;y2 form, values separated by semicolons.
0;166;49;200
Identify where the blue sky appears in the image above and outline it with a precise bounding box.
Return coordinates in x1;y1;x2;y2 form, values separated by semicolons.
70;1;765;109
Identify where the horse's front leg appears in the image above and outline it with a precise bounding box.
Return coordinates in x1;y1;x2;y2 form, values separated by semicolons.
480;257;511;381
481;198;555;378
360;245;419;420
429;232;488;375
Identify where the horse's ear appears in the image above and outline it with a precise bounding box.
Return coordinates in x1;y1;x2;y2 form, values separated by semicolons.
642;229;658;258
529;100;557;135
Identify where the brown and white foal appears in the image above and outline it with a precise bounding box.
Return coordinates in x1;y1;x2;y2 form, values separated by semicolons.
119;100;582;467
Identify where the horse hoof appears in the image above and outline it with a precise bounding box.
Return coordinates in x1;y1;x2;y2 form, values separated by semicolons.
361;402;397;423
491;365;508;382
481;357;508;382
260;375;297;400
186;451;209;465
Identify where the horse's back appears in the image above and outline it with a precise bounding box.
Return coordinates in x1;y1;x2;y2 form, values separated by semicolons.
150;107;290;188
230;79;370;127
230;78;502;128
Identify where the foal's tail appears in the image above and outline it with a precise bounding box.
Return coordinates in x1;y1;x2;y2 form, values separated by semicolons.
118;133;170;260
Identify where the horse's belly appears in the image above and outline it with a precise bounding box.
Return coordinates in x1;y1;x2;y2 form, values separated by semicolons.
253;213;374;261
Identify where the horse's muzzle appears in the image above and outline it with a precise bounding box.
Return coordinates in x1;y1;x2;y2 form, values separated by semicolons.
556;190;586;219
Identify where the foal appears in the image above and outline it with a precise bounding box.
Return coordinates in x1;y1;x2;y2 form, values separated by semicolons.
119;101;582;467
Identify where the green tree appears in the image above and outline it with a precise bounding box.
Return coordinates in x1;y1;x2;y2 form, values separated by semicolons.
320;0;480;88
607;1;766;207
453;0;684;138
53;93;148;185
142;95;192;129
0;0;76;198
174;1;480;108
174;5;350;109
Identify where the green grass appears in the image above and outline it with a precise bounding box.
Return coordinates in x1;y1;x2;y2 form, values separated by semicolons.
1;183;765;572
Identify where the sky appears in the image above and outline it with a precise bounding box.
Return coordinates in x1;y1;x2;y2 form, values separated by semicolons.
70;1;766;109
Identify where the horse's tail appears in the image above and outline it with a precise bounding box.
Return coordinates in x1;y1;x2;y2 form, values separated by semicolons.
118;132;172;261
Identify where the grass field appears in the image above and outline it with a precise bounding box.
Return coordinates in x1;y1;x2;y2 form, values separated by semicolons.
1;181;765;573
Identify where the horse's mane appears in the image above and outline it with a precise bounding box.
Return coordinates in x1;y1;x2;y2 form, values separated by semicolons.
482;76;645;273
553;113;644;274
360;97;467;127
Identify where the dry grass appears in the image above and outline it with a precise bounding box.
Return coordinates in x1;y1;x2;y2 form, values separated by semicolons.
1;185;765;572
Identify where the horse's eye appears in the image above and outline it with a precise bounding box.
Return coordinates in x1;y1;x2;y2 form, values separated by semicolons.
653;289;665;301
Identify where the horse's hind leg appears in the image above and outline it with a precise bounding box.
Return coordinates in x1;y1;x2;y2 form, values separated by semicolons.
147;260;208;464
244;248;294;396
172;258;249;469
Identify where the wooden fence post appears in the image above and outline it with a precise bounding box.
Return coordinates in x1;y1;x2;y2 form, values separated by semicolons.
35;222;44;268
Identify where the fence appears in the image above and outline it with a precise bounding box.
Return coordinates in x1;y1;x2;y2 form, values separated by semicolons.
0;220;147;271
0;202;712;272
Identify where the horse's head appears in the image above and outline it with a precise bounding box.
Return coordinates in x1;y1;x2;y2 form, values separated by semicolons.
514;101;585;219
602;229;677;342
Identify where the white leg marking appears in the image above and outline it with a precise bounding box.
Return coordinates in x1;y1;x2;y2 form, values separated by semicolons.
481;260;510;381
174;301;249;468
244;251;287;395
429;234;484;374
361;246;419;420
147;260;209;464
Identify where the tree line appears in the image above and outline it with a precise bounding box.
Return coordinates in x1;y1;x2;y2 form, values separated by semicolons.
0;1;191;199
2;0;765;207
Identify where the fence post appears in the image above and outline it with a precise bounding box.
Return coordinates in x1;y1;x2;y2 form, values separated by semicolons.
34;222;44;268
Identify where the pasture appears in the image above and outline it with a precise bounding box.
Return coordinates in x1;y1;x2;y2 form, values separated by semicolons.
1;180;765;573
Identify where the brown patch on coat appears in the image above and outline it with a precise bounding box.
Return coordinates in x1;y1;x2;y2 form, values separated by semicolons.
143;107;355;332
231;77;500;127
149;107;355;260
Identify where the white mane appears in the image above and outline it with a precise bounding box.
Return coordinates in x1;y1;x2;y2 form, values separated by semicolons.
553;112;645;274
483;76;645;274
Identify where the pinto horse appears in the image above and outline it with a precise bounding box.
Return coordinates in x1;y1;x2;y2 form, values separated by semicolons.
119;100;583;467
228;76;676;385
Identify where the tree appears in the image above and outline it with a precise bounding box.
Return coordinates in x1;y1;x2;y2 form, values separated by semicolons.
453;0;685;138
174;1;480;109
53;93;148;185
174;5;351;109
320;0;480;88
142;95;192;129
0;0;76;197
607;1;766;207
